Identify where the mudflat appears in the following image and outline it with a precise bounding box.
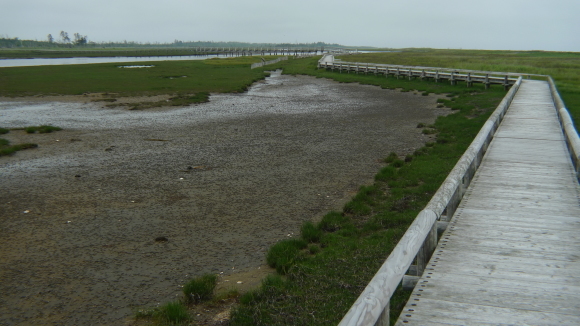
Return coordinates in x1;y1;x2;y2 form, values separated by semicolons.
0;72;447;325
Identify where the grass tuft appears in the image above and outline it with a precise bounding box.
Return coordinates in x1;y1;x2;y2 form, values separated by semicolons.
182;274;218;304
154;301;190;325
301;221;322;243
266;239;307;274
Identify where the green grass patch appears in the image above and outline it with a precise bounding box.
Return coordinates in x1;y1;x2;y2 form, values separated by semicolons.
0;56;278;99
182;273;218;304
134;301;190;325
0;127;57;157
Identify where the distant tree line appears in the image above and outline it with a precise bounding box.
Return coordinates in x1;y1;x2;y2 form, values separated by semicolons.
0;36;346;49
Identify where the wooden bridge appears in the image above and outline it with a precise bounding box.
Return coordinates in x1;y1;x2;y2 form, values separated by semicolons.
179;47;354;57
333;56;580;325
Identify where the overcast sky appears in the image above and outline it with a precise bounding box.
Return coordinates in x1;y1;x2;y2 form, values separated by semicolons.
2;0;579;51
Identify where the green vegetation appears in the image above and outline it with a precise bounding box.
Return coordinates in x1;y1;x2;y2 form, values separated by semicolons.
0;126;63;157
135;301;190;325
135;273;219;325
0;56;279;108
183;274;218;304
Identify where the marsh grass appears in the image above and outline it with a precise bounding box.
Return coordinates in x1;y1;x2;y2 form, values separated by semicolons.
24;125;63;134
0;56;277;100
0;127;49;157
335;49;580;129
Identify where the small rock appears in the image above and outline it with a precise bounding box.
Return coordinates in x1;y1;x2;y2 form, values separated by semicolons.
75;175;81;178
155;236;168;243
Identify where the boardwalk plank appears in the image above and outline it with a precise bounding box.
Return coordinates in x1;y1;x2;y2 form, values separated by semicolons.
397;80;580;325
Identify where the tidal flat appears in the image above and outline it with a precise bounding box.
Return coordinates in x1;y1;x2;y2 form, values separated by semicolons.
0;71;447;325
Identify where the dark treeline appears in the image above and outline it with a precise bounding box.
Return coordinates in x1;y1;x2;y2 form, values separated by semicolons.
0;37;346;49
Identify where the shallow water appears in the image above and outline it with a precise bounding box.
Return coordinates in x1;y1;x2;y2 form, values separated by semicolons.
0;71;362;130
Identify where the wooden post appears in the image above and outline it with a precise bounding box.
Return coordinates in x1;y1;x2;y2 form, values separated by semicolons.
416;221;438;275
408;68;413;80
450;72;456;85
435;70;439;83
467;73;472;87
485;74;490;89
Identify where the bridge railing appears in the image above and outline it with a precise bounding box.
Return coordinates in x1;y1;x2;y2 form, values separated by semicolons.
549;77;580;180
317;58;533;89
338;76;523;326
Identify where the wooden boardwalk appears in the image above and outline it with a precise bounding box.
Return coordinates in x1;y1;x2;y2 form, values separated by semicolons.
396;80;580;325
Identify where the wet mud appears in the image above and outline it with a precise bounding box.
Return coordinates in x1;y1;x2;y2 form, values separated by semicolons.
0;72;447;325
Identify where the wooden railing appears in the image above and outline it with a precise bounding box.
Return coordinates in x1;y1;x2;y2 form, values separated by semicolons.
549;77;580;180
318;59;529;89
338;76;523;326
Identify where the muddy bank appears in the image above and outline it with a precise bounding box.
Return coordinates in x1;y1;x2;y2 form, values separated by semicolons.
0;72;447;325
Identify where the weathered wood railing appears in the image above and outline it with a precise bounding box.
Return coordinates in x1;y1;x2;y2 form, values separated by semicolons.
549;77;580;180
250;56;288;69
318;59;527;89
338;76;523;326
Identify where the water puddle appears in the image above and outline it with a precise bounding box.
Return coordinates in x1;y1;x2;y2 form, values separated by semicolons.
118;65;155;68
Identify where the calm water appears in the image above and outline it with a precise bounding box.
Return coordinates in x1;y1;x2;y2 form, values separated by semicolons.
0;55;222;68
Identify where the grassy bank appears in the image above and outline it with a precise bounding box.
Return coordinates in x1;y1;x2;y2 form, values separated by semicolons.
0;56;278;107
